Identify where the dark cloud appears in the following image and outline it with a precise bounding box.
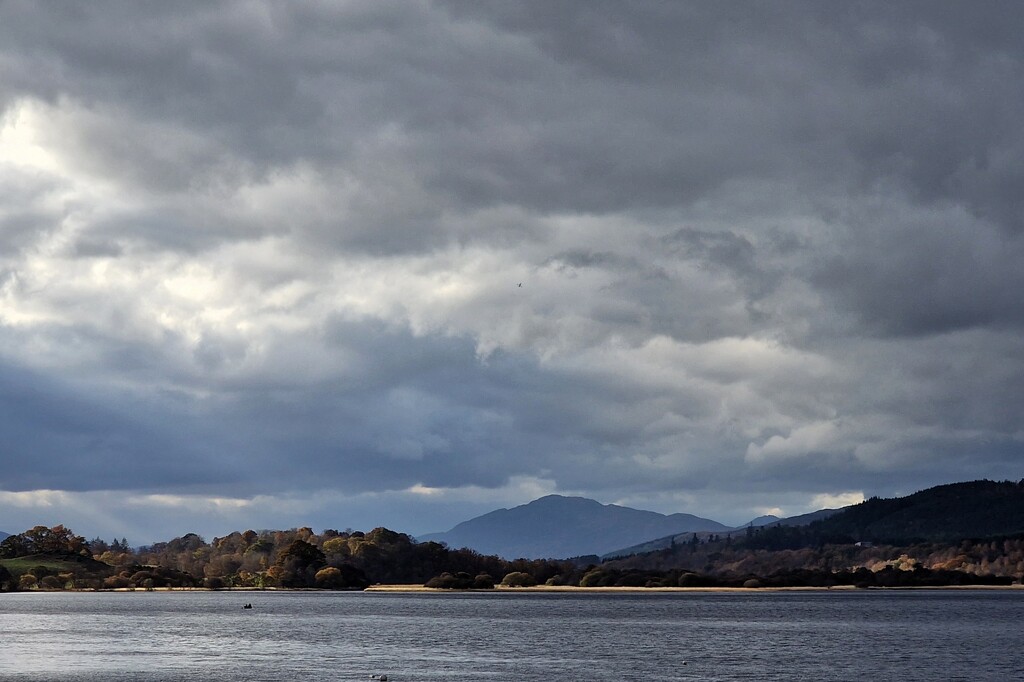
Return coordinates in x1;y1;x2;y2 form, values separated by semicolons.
811;209;1024;337
0;360;236;492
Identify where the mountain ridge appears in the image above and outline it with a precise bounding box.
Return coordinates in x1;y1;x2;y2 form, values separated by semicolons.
609;479;1024;570
420;494;728;559
422;478;1024;563
602;507;842;559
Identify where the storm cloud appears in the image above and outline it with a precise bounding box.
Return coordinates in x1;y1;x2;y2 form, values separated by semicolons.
1;1;1022;542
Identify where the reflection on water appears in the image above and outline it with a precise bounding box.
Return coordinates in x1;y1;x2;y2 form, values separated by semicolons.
1;590;1022;681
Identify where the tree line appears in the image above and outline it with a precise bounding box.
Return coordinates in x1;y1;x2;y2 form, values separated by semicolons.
605;529;1024;583
1;521;1021;592
0;524;584;591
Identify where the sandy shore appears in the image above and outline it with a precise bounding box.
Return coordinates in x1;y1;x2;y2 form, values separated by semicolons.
365;584;847;593
364;581;1019;593
45;583;1021;594
364;583;1022;593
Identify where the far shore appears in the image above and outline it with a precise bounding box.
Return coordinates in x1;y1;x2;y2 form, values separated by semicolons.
14;583;1021;594
364;583;1024;594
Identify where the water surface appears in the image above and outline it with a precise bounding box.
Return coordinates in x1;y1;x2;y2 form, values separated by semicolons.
1;590;1021;681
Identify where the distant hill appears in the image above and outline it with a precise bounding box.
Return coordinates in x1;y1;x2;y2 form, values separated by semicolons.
0;531;9;541
745;515;781;527
767;507;842;527
603;507;843;559
419;495;729;559
804;479;1024;544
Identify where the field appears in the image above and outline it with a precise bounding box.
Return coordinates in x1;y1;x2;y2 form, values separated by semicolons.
0;553;114;578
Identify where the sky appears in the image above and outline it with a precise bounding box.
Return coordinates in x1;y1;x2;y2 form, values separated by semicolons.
1;1;1023;545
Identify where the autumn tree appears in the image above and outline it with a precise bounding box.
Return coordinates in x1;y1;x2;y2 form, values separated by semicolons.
313;565;368;589
0;565;13;592
275;540;326;587
501;571;536;587
0;525;88;557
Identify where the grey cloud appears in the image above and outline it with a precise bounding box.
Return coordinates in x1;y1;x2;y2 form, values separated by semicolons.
3;2;1020;211
5;1;1021;249
0;360;235;492
847;332;1024;436
0;314;719;498
64;239;124;259
811;208;1024;337
440;2;1024;227
658;227;780;310
544;250;630;271
0;171;65;256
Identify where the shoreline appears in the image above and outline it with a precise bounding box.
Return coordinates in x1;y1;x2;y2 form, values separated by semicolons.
7;583;1021;594
364;583;1024;594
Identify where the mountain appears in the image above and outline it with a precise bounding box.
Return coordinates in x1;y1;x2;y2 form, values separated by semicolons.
744;515;781;527
419;495;729;559
0;531;8;541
